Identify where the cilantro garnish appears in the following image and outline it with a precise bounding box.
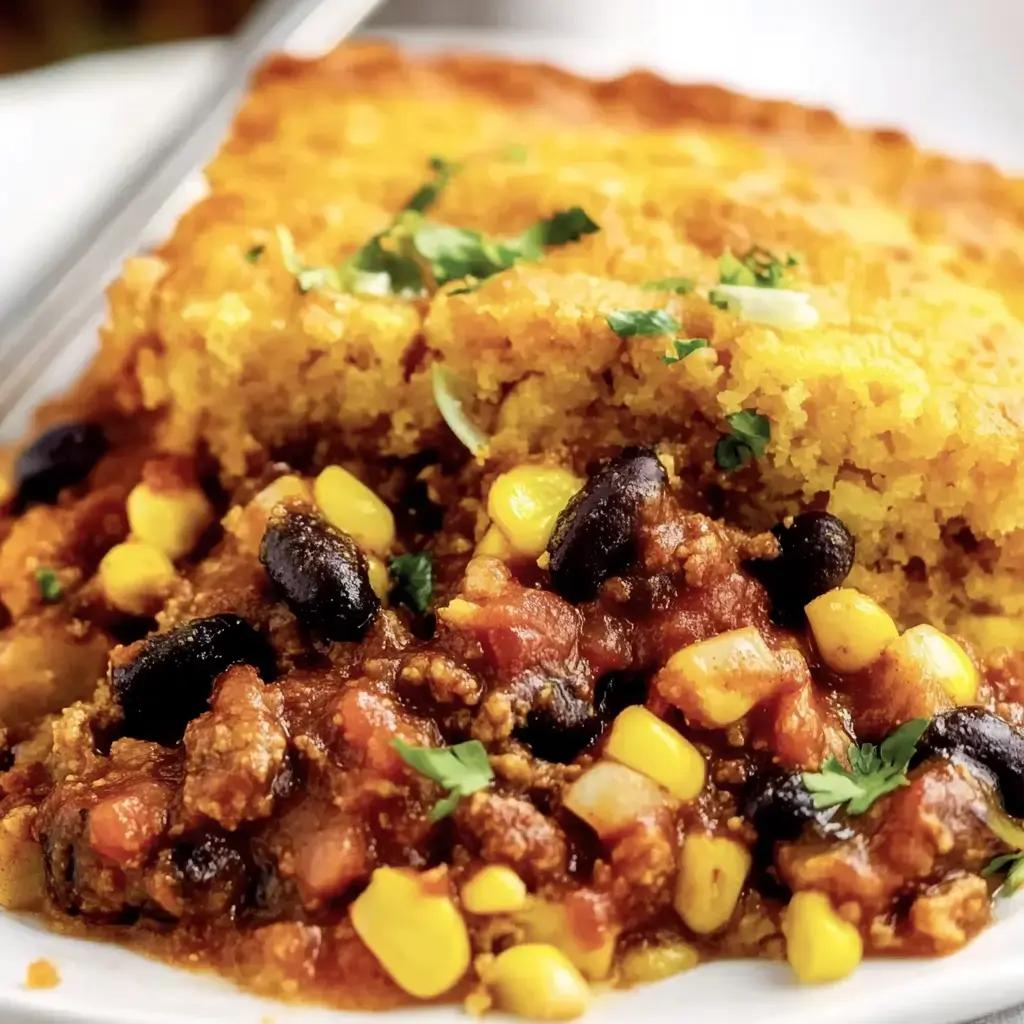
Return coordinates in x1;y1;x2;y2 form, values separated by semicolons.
391;738;494;821
714;410;771;471
983;852;1024;897
661;339;708;365
642;277;695;295
244;244;265;264
388;552;434;613
718;247;799;289
606;309;681;337
801;718;929;815
276;226;342;294
501;143;528;162
404;156;459;214
35;567;62;604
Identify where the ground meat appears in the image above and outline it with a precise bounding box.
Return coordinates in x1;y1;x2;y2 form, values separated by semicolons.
907;875;991;954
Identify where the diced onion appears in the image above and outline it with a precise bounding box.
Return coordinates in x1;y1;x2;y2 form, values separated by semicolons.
712;284;819;331
431;364;490;456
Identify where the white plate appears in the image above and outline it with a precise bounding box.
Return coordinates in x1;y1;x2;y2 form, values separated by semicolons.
3;7;1024;1023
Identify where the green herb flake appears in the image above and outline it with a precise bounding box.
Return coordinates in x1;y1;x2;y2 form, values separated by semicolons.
501;143;528;162
719;246;800;289
404;156;459;214
661;338;708;365
244;244;265;264
276;226;342;294
714;410;771;471
35;568;63;604
641;277;695;295
983;852;1024;897
388;552;434;613
523;206;600;248
801;718;929;815
606;309;681;337
391;738;494;821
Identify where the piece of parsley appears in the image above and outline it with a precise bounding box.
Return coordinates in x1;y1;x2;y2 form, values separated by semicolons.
404;156;458;214
244;244;265;264
606;309;681;337
801;718;929;815
388;552;434;613
983;852;1024;897
661;338;708;365
714;410;771;471
719;247;799;289
642;277;695;295
391;738;494;821
35;567;62;604
276;226;342;294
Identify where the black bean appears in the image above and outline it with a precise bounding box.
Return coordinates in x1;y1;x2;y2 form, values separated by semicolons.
260;510;379;642
912;708;1024;818
14;422;107;507
594;670;648;720
743;771;823;846
111;614;277;747
172;832;248;916
547;446;667;603
747;511;855;622
514;679;601;764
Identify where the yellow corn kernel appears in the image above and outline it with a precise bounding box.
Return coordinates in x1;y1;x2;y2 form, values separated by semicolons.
487;465;583;558
604;705;706;801
367;555;390;604
783;891;863;984
655;626;783;728
350;866;469;998
475;523;513;559
314;465;395;554
127;482;214;561
674;833;750;934
98;541;176;616
617;940;699;987
254;473;311;512
462;865;527;915
806;588;899;673
882;624;979;706
484;944;591;1021
518;899;618;980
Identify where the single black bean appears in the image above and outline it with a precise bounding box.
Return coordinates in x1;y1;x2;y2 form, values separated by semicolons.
743;771;824;846
747;511;855;622
912;708;1024;818
172;832;249;916
514;678;601;764
14;422;107;507
547;446;667;603
594;670;648;720
260;510;379;642
111;614;277;747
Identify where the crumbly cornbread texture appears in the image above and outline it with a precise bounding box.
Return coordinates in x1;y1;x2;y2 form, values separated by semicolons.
68;41;1024;635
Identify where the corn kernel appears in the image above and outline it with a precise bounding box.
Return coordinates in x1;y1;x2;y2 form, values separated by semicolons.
462;865;527;915
487;465;583;558
674;833;750;934
518;899;618;980
99;541;176;616
655;626;783;728
605;706;706;801
254;474;312;512
881;624;979;706
367;555;390;604
617;940;699;987
127;482;213;560
806;588;899;673
314;465;395;554
475;523;513;558
783;891;863;984
484;944;590;1021
350;866;469;998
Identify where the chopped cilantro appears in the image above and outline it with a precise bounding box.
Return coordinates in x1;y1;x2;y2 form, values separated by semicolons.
404;156;458;214
606;309;681;337
718;247;799;289
521;206;599;248
983;852;1024;897
391;738;493;821
661;338;708;365
35;567;62;604
388;552;434;613
801;718;929;815
244;244;265;264
714;410;771;471
276;226;342;294
501;142;529;162
642;277;695;295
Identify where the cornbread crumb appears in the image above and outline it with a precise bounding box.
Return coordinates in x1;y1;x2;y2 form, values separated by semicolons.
24;958;60;990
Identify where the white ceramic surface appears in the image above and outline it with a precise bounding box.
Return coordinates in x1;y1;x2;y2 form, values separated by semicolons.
2;6;1024;1022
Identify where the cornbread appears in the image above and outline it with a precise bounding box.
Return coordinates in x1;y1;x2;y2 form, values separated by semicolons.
2;42;1024;1021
